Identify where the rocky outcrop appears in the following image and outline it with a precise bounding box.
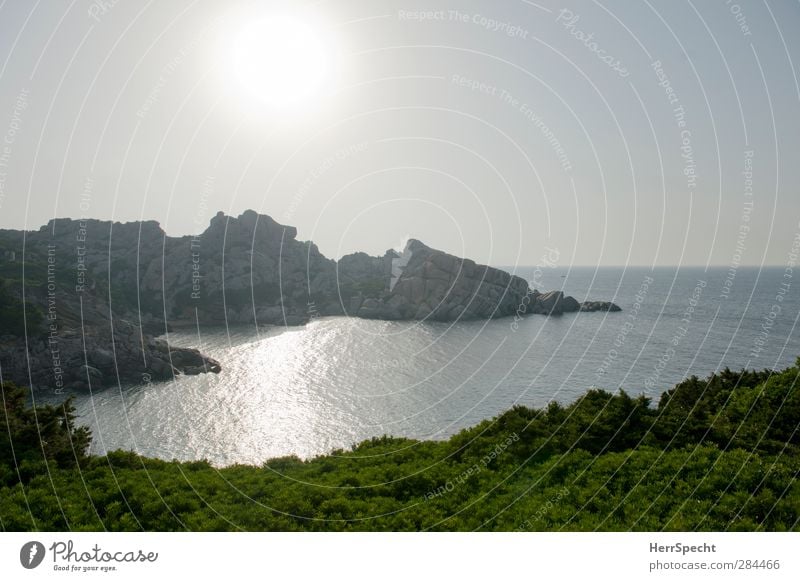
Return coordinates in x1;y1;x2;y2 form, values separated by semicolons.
532;290;580;315
0;322;221;391
343;242;621;320
0;210;619;391
137;210;341;326
348;239;531;321
581;300;622;312
524;290;618;315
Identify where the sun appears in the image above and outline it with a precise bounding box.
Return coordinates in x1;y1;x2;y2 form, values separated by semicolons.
226;14;334;111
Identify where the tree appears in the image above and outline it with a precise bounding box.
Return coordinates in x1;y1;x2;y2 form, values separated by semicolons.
0;382;91;476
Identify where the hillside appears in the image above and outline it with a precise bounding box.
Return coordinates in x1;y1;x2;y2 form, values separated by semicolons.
1;361;798;531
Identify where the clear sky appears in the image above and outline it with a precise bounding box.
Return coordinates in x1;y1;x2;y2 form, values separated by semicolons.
0;0;798;267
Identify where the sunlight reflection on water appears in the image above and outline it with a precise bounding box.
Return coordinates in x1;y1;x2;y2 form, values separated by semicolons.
64;267;799;466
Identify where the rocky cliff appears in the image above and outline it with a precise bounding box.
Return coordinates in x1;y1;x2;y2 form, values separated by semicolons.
0;210;619;391
345;239;620;320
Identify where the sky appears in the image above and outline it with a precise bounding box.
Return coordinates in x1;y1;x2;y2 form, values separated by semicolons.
0;0;798;267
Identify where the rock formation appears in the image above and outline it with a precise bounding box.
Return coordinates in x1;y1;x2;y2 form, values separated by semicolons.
0;210;619;391
343;240;621;320
350;239;532;320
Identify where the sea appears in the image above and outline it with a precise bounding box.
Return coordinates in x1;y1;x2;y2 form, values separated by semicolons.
58;266;800;466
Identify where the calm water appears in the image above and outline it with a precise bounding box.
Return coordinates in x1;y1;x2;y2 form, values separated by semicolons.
62;267;800;466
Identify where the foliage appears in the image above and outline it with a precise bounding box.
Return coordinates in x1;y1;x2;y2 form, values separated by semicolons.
0;382;91;477
1;362;798;531
0;283;44;337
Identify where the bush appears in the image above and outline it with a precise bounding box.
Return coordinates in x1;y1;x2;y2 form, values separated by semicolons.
1;361;799;531
0;382;91;474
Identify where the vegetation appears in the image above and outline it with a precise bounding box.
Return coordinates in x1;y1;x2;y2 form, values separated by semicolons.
0;282;44;337
0;383;90;472
1;361;799;531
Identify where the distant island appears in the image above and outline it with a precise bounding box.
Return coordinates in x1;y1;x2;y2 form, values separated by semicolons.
0;210;619;391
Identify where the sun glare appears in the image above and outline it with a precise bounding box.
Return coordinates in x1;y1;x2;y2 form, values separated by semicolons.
226;14;334;112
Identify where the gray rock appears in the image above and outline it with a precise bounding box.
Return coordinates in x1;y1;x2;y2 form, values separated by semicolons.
0;209;620;392
80;365;104;380
580;301;622;312
561;295;581;313
535;290;567;315
148;357;176;379
361;239;533;322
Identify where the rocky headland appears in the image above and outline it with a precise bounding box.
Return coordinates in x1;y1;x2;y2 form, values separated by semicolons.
0;210;619;391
